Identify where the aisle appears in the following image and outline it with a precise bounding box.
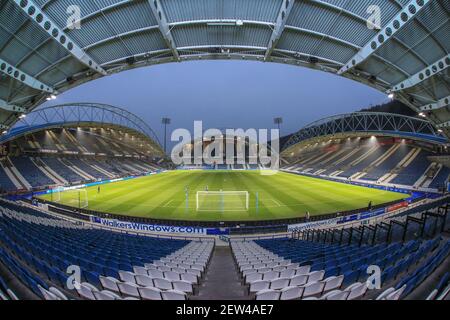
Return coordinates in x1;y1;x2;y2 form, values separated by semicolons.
192;246;250;300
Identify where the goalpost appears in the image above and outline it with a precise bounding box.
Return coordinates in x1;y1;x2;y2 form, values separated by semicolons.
53;187;88;209
196;191;249;212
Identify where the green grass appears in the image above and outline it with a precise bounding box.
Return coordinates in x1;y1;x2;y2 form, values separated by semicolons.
39;170;407;222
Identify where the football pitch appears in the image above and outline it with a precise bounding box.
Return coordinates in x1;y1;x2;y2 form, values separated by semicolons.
39;170;408;222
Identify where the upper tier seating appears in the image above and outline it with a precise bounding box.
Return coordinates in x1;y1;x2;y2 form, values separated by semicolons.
429;167;450;189
10;157;54;188
391;151;432;186
42;158;83;183
0;166;16;192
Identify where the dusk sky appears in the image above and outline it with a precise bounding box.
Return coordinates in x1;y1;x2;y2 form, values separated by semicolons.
39;60;389;148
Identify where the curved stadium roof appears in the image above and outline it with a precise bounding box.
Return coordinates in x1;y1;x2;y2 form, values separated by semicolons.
0;0;449;137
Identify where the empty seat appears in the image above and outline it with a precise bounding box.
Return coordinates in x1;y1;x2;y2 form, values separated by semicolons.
270;278;290;290
250;280;270;293
161;289;186;300
135;275;155;287
118;282;140;298
290;274;308;287
138;287;162;300
153;278;173;290
100;276;120;292
256;289;281;300
119;271;136;283
173;280;193;294
280;286;304;300
323;275;344;292
346;282;368;300
302;282;325;298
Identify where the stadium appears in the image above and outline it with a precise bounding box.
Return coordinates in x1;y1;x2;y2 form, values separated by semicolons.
0;0;449;304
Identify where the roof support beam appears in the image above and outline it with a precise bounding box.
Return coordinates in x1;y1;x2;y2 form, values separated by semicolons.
0;99;26;113
420;95;450;112
265;0;295;61
338;0;432;75
437;121;450;129
11;0;107;76
0;58;54;93
390;54;450;92
147;0;180;61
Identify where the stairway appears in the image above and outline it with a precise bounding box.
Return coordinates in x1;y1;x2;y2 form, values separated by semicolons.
192;246;250;300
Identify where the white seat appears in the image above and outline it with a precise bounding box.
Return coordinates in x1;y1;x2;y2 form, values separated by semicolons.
164;271;181;281
290;274;308;287
324;290;350;300
158;265;171;272
138;287;162;300
77;283;97;300
144;263;157;270
280;286;304;300
246;273;263;284
263;271;279;281
154;278;173;290
376;288;395;300
346;282;368;300
385;285;406;300
295;265;311;275
323;276;344;292
93;290;118;300
148;269;164;279
100;276;120;292
173;280;193;294
302;282;325;298
307;271;325;283
135;275;155;287
270;278;290;290
249;280;270;293
119;271;136;283
181;273;198;284
133;266;149;276
162;289;187;300
172;267;186;274
256;289;281;300
118;282;141;298
280;269;296;278
48;287;68;300
187;269;201;278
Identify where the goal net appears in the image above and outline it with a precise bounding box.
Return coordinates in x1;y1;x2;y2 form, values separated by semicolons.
196;191;249;212
54;188;88;209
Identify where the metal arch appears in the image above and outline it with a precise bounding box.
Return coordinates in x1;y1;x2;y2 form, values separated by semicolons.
10;103;162;147
338;0;432;75
0;57;54;93
265;0;295;61
11;0;107;76
283;112;447;150
147;0;180;61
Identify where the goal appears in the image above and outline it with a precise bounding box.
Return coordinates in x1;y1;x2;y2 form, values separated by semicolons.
196;191;249;212
54;188;88;209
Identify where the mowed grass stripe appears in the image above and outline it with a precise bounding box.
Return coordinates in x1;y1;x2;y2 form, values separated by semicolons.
39;170;407;222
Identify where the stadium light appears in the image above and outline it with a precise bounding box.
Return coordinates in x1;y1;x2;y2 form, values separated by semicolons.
388;93;395;100
419;112;426;118
162;117;171;154
274;117;283;133
18;114;26;119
